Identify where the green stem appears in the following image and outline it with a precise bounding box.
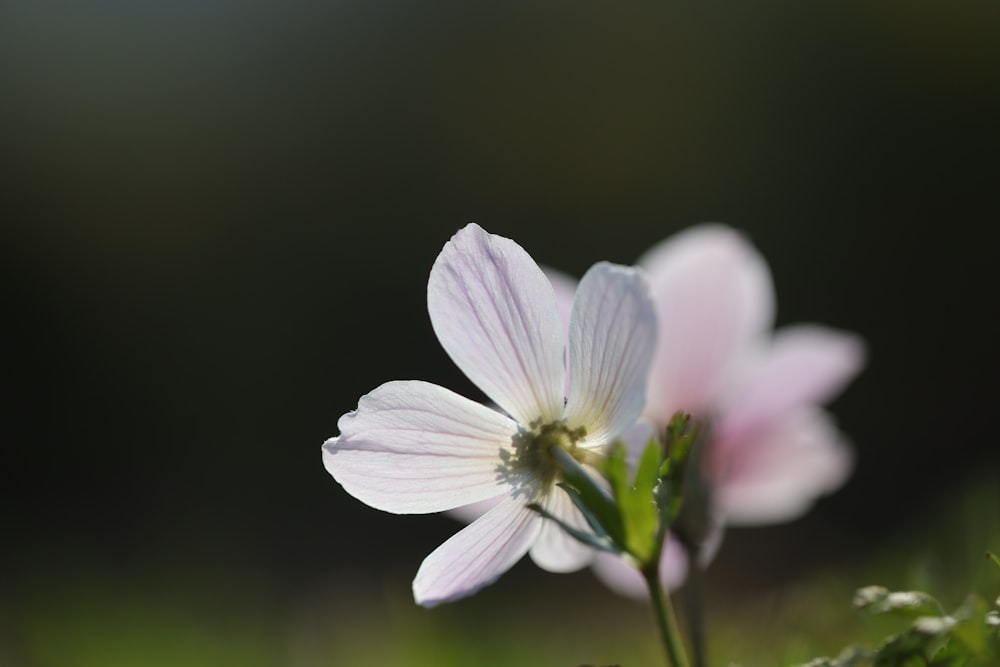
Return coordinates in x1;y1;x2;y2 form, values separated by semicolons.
682;553;707;667
643;565;691;667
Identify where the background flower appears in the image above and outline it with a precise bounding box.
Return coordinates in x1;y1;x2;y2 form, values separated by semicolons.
547;224;865;596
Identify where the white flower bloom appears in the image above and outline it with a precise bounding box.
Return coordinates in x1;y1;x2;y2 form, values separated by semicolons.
544;224;866;597
323;223;657;607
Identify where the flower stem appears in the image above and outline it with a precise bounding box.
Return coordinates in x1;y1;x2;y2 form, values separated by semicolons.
643;565;690;667
681;553;707;667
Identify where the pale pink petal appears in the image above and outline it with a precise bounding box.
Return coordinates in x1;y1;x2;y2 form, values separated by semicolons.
413;495;542;607
564;262;658;445
591;536;690;599
710;408;853;525
718;325;866;442
529;486;596;573
323;380;519;514
427;224;565;426
447;494;505;523
638;224;775;424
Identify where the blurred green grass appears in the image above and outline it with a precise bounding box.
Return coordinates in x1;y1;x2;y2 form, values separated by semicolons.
5;474;997;667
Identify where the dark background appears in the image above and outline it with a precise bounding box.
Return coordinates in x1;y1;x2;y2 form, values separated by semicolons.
3;0;999;618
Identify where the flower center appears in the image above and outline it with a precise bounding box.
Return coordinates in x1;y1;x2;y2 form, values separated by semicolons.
505;420;588;493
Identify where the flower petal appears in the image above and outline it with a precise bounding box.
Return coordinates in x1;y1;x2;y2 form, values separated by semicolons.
427;224;565;425
413;495;542;607
638;224;775;423
323;380;519;514
529;485;596;573
447;494;505;523
564;262;658;445
591;536;690;599
709;408;853;525
718;324;866;442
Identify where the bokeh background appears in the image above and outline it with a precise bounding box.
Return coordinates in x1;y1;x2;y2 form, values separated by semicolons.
3;1;999;665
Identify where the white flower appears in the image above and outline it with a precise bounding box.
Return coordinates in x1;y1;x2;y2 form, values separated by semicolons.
545;224;866;597
322;223;657;607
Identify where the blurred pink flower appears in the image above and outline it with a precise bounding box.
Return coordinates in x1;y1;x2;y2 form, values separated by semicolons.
551;224;866;597
323;223;658;606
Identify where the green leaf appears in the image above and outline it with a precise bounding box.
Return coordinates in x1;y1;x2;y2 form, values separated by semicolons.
926;636;972;667
526;498;622;555
946;595;989;656
792;646;872;667
794;658;836;667
797;588;1000;667
603;441;630;498
550;447;626;547
853;586;946;618
871;627;937;666
609;440;662;565
834;647;877;667
656;412;697;527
